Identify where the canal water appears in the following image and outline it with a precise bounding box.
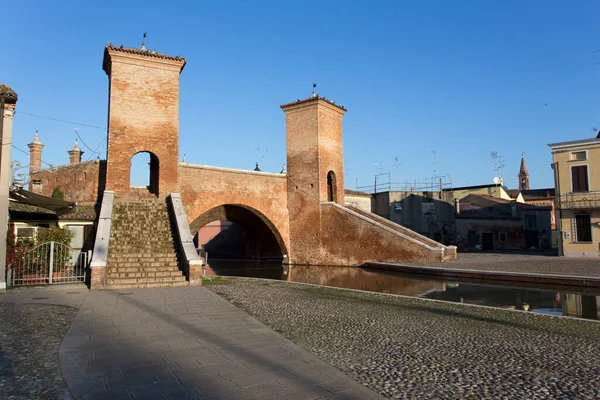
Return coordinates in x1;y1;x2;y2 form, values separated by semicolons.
208;259;600;321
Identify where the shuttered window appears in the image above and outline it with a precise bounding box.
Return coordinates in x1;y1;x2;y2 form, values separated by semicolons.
571;165;589;192
575;214;592;242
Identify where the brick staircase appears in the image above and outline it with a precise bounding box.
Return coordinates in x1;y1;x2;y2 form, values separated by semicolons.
106;197;188;289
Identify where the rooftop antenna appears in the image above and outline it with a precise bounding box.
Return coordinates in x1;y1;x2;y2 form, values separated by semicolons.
392;156;402;173
312;83;317;98
141;32;147;50
490;151;505;181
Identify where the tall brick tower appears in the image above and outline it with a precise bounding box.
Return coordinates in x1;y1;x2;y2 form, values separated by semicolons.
281;95;346;262
102;43;186;198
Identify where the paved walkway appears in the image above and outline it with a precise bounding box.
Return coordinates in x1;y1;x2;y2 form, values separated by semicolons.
48;286;381;400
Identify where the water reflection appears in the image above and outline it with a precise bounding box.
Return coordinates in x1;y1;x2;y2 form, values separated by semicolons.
208;260;600;320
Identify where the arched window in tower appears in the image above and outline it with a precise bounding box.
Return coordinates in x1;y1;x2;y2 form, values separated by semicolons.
327;171;337;202
521;178;527;190
130;151;160;196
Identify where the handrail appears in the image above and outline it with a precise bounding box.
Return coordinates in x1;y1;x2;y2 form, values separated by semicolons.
168;193;203;285
90;190;114;269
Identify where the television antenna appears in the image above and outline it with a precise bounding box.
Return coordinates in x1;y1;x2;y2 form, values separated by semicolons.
490;151;505;180
430;150;438;175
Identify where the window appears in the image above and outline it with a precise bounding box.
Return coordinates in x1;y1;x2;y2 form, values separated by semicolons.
570;151;587;161
15;227;36;243
571;165;589;192
499;232;507;242
525;214;537;230
467;230;477;245
574;214;592;242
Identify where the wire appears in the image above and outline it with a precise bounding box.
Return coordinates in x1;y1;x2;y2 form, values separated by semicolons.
15;111;105;129
11;145;54;167
74;129;101;155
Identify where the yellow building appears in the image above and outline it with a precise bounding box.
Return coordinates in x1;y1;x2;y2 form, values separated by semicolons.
549;136;600;256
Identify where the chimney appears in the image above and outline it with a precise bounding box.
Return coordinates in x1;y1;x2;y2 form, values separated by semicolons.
68;139;83;164
454;198;460;215
27;131;44;173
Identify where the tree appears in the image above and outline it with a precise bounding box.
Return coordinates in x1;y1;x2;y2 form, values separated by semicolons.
51;187;64;200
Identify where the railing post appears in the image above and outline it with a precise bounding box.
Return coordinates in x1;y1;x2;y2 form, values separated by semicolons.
48;241;54;284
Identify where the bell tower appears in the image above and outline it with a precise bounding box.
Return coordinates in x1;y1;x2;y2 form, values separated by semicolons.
102;43;186;198
518;153;529;190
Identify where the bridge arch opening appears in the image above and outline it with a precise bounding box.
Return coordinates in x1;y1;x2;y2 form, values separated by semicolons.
130;151;159;196
327;170;337;202
189;204;287;266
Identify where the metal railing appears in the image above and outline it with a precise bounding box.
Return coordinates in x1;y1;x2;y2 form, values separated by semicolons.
6;241;88;286
559;192;600;209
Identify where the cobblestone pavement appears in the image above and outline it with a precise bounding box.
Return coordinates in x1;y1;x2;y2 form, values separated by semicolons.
417;252;600;278
207;278;600;400
0;285;87;400
0;302;77;400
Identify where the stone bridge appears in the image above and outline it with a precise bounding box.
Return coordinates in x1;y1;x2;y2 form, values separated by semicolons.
30;44;455;287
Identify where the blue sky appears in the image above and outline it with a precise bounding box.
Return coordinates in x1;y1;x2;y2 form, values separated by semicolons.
3;1;600;191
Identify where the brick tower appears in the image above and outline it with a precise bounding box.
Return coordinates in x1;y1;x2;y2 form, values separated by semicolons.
518;153;529;190
102;43;186;198
281;95;346;262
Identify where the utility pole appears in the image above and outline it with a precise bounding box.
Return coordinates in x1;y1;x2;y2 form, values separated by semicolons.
0;85;18;293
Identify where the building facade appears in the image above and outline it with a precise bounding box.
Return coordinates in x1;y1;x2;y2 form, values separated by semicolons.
549;136;600;257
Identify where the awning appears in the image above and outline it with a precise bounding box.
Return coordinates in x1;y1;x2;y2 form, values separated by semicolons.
9;188;75;216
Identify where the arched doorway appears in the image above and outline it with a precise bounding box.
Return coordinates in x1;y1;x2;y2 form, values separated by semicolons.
189;204;287;276
130;151;159;196
327;170;337;202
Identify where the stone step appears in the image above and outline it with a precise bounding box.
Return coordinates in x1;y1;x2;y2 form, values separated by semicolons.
107;266;182;273
107;271;184;279
105;280;190;290
108;261;179;268
106;276;186;285
108;255;178;262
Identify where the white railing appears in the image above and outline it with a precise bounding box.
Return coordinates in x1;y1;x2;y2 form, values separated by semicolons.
6;241;88;286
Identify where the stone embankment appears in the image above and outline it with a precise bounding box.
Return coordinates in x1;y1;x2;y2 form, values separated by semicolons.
208;278;600;399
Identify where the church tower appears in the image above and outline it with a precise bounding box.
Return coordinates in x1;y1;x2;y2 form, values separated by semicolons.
518;154;529;190
102;43;186;198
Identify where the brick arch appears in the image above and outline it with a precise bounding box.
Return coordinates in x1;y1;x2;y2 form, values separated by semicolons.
130;150;160;195
188;204;289;258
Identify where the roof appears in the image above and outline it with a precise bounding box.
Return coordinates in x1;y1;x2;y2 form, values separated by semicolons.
548;137;600;151
504;189;521;198
443;183;503;192
456;202;516;219
344;189;371;197
280;95;346;112
520;188;555;200
103;44;186;73
10;188;75;214
8;189;96;222
519;155;528;175
457;194;549;220
0;84;18;104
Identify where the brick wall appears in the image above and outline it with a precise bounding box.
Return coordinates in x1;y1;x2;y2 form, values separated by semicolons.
29;160;105;206
316;203;443;265
179;164;291;259
103;48;185;198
